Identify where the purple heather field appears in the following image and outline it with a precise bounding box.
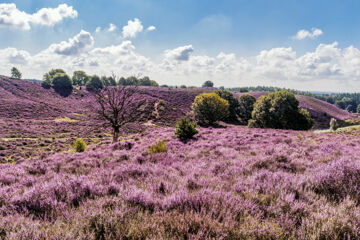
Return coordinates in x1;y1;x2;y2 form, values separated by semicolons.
1;76;360;239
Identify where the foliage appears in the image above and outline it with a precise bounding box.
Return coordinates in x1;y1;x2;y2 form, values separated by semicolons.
192;92;229;126
101;76;117;87
238;94;256;124
118;76;159;87
52;73;73;97
202;80;214;87
149;140;167;153
86;75;104;92
357;104;360;114
175;118;198;140
11;67;22;79
230;85;360;113
215;90;239;121
72;138;87;152
42;69;66;89
249;90;314;130
72;71;89;86
329;118;338;131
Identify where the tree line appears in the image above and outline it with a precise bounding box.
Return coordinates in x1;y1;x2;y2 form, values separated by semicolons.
230;86;360;114
40;69;159;96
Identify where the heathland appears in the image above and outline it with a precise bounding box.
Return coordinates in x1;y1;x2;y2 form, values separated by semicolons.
1;75;360;239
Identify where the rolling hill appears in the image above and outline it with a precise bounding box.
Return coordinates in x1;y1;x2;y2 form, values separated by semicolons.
0;75;356;128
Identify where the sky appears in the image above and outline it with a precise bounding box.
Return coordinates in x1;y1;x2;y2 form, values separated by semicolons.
1;0;360;91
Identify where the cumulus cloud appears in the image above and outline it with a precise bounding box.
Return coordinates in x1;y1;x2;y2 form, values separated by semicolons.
164;45;194;61
108;23;117;32
47;30;94;56
293;28;323;40
0;47;31;64
147;25;156;31
0;3;77;30
5;29;360;91
95;27;101;33
122;18;143;38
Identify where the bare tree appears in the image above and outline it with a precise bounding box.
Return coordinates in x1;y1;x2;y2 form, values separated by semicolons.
93;85;147;142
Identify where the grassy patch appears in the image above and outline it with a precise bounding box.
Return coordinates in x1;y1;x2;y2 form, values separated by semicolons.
54;117;79;123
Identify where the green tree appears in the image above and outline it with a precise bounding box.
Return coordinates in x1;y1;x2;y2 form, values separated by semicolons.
86;75;104;92
202;80;214;88
42;69;66;89
52;73;73;97
11;67;22;79
248;90;313;130
192;92;229;126
238;94;257;124
215;90;239;121
72;71;89;86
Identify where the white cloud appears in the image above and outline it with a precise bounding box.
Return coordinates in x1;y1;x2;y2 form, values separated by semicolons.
108;23;117;32
147;25;156;31
122;18;143;38
47;30;94;56
0;3;77;30
95;27;101;33
293;28;323;40
164;45;194;61
5;30;360;91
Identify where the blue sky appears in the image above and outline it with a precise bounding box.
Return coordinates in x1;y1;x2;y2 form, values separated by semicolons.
1;0;360;91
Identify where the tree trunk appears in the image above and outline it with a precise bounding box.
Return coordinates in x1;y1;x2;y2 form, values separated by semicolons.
113;128;120;143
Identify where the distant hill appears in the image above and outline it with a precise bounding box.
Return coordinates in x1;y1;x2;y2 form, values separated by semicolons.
0;75;355;129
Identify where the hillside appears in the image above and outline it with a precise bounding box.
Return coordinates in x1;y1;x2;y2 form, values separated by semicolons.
0;76;355;128
235;91;356;128
2;125;360;239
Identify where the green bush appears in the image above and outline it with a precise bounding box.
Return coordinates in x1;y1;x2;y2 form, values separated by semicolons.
192;92;229;126
149;140;167;154
215;90;239;121
73;138;87;152
248;90;314;130
86;75;104;92
175;118;198;140
238;94;256;124
52;73;73;97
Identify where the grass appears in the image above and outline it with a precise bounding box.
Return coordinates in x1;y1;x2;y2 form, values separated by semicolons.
54;117;79;123
314;124;360;133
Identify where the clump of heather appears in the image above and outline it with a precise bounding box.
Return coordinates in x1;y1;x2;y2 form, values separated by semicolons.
1;126;360;239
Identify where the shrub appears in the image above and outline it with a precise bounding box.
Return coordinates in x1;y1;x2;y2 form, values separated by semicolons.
149;140;167;154
175;118;198;140
202;80;214;88
52;73;73;97
238;94;256;124
215;90;239;121
86;75;104;92
72;138;87;152
192;92;229;126
329;118;338;131
248;90;314;130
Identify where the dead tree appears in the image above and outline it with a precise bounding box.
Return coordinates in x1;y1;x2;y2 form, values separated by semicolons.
93;86;147;142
